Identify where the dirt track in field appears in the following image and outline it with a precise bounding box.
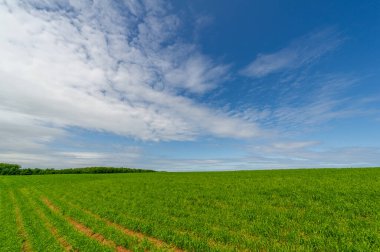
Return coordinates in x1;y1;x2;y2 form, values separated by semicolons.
42;196;131;252
9;191;32;252
24;193;74;252
66;201;184;252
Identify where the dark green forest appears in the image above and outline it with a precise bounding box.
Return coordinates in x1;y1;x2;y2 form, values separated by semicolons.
0;163;154;175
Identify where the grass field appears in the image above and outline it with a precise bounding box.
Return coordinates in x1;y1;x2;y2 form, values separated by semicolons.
1;168;379;251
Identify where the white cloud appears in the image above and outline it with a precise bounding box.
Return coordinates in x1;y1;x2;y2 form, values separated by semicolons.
232;74;380;134
164;54;229;93
0;109;65;151
0;0;259;157
2;2;376;170
271;141;319;150
130;144;380;171
241;27;343;78
0;148;143;168
247;143;380;169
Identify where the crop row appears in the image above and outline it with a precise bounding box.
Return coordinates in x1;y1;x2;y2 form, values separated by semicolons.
1;168;380;251
0;186;182;251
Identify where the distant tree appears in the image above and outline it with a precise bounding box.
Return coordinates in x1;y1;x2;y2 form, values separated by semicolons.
20;168;33;175
0;164;154;175
0;163;21;175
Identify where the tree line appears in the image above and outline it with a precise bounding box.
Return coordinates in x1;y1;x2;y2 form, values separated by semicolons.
0;163;155;175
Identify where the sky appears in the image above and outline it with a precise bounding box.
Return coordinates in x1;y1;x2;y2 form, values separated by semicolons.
0;0;379;171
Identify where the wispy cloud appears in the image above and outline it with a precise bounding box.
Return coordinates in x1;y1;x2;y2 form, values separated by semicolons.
1;2;378;170
127;144;380;171
232;73;380;135
241;27;343;78
247;143;380;169
0;147;143;168
0;0;259;155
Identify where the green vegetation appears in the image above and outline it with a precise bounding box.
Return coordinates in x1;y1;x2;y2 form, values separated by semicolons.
0;162;22;175
0;163;154;175
1;168;379;251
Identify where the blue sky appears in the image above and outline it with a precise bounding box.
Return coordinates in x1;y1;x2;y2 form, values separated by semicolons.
0;0;379;170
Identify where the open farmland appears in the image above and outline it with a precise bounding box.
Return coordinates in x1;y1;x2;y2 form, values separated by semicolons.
1;168;380;251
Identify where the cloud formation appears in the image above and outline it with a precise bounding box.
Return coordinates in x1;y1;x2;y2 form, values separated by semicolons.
132;145;380;171
1;2;378;170
247;144;380;169
0;0;258;152
241;28;343;78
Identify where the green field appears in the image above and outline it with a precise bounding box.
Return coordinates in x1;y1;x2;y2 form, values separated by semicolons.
1;168;380;251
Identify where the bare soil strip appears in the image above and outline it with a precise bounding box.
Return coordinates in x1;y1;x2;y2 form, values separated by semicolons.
20;190;74;252
9;191;32;252
104;216;184;252
49;225;74;252
63;199;184;252
42;197;131;252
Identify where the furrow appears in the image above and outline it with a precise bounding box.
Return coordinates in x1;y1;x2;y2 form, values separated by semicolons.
61;199;184;252
41;196;131;252
9;191;33;252
22;188;111;252
88;210;184;252
19;189;74;252
0;187;23;251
